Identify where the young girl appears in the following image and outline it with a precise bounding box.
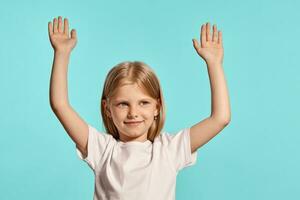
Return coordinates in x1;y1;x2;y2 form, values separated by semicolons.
48;16;231;200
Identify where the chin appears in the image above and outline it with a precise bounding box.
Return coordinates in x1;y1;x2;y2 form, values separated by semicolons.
122;128;149;138
124;129;145;137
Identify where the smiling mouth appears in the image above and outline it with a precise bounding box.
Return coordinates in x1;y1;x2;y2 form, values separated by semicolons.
124;121;143;125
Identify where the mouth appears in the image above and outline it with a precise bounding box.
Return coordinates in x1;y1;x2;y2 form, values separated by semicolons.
124;121;144;125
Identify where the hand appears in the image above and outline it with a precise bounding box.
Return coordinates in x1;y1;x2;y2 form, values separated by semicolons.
48;16;77;53
192;22;224;66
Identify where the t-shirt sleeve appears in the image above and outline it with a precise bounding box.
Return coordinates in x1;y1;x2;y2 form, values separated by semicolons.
75;124;114;171
164;128;198;172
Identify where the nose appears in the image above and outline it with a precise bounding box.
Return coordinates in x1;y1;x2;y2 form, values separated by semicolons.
127;105;138;118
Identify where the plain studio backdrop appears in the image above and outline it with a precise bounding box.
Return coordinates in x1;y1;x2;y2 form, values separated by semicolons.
0;0;299;199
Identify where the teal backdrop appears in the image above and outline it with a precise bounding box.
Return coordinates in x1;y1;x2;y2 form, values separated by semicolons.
1;0;299;199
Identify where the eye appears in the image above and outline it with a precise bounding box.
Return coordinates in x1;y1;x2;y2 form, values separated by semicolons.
117;102;128;107
140;101;150;106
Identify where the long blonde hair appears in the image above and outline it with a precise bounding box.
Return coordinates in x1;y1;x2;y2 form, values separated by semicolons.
100;61;166;142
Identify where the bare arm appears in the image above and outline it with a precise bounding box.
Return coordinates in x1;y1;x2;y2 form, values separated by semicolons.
48;16;88;157
190;22;231;153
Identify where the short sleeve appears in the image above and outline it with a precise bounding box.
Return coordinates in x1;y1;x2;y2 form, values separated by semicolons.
76;124;114;171
164;128;198;172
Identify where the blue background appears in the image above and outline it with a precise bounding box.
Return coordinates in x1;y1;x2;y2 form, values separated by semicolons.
1;0;299;199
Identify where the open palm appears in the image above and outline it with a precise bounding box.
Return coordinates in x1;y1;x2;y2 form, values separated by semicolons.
192;22;224;65
48;16;77;53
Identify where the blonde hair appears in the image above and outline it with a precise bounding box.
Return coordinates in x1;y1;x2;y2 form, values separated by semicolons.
100;61;166;142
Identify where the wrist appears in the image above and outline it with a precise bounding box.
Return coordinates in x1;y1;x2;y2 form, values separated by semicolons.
206;60;223;67
54;50;71;56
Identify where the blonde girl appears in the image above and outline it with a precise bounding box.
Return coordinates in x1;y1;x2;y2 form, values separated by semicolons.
48;16;231;200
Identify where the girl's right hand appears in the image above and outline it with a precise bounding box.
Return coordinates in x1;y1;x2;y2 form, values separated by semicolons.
48;16;77;53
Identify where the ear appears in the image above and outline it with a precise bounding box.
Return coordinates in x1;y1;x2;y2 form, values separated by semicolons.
102;99;111;118
154;98;161;116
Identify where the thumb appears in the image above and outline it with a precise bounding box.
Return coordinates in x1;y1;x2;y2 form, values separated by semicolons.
71;29;77;40
192;38;203;55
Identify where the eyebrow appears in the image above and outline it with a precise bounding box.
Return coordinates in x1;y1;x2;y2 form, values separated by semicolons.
114;98;153;102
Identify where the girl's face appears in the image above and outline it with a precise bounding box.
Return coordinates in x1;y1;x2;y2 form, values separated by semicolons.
104;83;160;143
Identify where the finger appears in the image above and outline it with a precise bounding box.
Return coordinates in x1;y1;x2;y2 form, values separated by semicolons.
201;24;206;47
71;29;77;40
212;24;218;43
64;18;69;36
48;22;53;37
206;22;211;41
53;18;58;33
193;39;202;55
218;31;222;45
192;38;200;49
192;38;202;55
58;16;63;33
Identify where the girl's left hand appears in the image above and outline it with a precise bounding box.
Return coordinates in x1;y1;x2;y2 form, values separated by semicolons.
192;22;224;66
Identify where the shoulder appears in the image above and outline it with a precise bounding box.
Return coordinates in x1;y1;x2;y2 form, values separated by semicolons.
86;124;117;150
154;128;189;145
88;124;115;139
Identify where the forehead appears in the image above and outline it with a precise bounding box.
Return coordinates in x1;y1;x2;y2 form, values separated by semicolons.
112;83;152;100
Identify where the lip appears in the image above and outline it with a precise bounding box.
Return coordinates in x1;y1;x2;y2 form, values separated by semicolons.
124;121;143;124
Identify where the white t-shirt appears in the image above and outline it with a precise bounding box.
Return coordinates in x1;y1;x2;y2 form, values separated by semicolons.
76;124;198;200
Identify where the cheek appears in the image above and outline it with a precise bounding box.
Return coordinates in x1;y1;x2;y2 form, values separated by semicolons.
142;108;156;118
111;109;126;121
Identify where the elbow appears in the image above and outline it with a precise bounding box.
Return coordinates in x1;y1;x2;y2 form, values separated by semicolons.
222;115;231;125
50;100;56;111
222;116;231;126
223;118;231;126
211;115;231;126
49;100;59;111
50;100;70;111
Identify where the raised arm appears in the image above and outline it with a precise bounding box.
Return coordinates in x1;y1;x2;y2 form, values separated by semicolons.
189;22;231;153
48;16;88;157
